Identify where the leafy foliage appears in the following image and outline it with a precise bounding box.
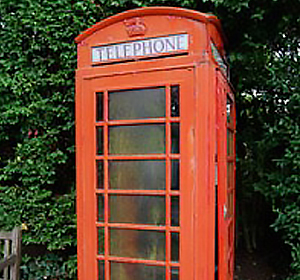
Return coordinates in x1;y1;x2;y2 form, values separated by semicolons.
0;0;299;278
0;0;103;277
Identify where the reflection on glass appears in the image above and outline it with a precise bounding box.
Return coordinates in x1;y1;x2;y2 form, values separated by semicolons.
109;195;165;225
109;124;165;154
227;191;234;218
171;232;180;262
98;260;104;280
109;160;165;190
226;97;232;123
110;229;165;260
111;262;165;280
96;92;103;121
171;196;180;227
96;127;103;155
97;161;104;189
227;162;233;189
171;123;180;154
171;160;180;191
98;227;104;255
171;267;179;280
109;87;165;120
97;195;104;222
227;129;234;156
171;85;180;117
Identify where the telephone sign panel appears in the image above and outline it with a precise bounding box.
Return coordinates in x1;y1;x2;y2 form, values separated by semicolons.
76;7;235;280
92;34;189;63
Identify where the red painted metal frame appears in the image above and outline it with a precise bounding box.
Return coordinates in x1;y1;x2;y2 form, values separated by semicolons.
75;7;225;46
216;70;236;280
76;6;235;280
77;68;194;280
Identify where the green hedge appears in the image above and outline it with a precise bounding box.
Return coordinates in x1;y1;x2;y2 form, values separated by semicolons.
0;0;299;279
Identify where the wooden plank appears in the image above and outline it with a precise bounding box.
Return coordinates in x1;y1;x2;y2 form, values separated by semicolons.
12;228;21;280
0;233;12;241
3;240;9;280
0;227;21;280
0;255;16;271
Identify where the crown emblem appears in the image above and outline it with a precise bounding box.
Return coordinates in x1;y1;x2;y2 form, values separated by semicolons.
124;17;147;37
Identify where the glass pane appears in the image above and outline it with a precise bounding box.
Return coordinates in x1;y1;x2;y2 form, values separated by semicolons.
228;191;234;217
171;196;180;227
97;127;104;155
230;222;234;246
171;123;180;154
171;267;179;280
98;227;104;255
227;162;233;189
109;160;165;190
227;129;234;156
109;195;165;225
111;262;165;280
109;124;165;154
96;92;104;121
226;97;232;123
97;161;104;189
171;85;180;117
98;260;105;280
171;160;180;190
97;195;104;222
109;87;165;120
171;232;179;262
110;229;165;260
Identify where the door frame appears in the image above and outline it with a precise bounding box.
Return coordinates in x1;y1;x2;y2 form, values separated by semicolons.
76;66;197;280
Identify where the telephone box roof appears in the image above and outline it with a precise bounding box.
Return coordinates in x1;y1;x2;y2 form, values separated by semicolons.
75;6;224;44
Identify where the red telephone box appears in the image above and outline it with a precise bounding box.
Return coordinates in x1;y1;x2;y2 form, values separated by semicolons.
75;7;235;280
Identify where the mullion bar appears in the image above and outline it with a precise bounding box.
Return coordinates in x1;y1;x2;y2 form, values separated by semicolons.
96;222;180;232
227;187;235;192
166;85;171;280
95;189;180;195
95;117;181;127
227;156;235;162
103;90;109;280
98;118;167;126
96;256;181;267
96;154;180;160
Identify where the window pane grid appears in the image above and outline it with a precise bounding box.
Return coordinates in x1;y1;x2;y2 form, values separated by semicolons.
103;89;110;280
226;94;235;280
95;85;181;280
165;85;171;280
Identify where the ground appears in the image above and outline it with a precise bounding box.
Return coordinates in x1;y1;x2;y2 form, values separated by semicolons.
234;247;290;280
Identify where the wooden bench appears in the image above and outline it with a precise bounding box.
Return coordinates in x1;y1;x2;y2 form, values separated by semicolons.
0;227;21;280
